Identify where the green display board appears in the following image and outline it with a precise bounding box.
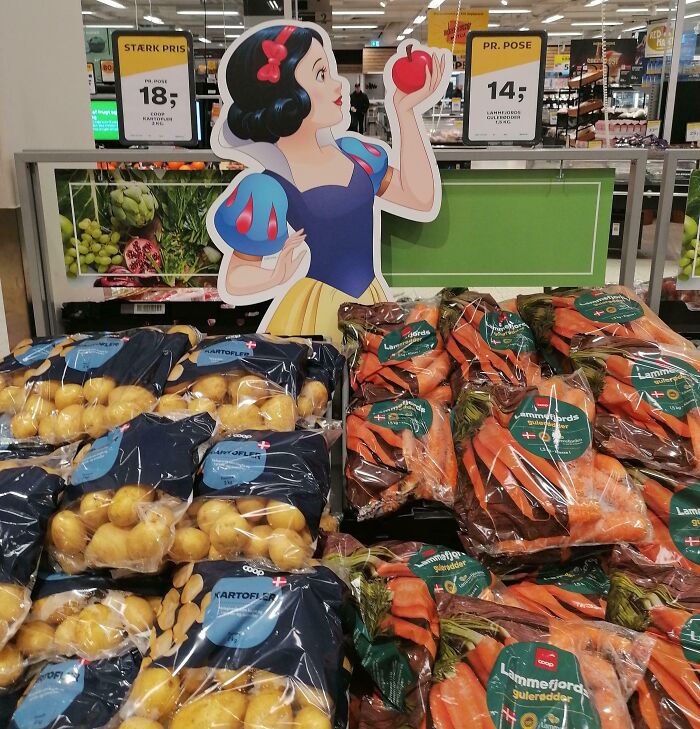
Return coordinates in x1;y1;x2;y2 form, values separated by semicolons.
381;168;614;287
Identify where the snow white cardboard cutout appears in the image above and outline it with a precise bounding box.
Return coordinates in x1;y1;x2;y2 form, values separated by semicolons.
207;20;451;341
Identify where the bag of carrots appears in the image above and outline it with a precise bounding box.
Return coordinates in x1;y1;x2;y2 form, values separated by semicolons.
570;334;700;476
496;555;610;621
626;466;700;577
453;373;650;555
322;534;497;729
431;593;653;729
518;285;694;372
440;289;543;388
338;299;452;403
346;396;457;518
606;545;700;729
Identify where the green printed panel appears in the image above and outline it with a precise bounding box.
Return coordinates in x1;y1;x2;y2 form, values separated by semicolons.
381;168;614;287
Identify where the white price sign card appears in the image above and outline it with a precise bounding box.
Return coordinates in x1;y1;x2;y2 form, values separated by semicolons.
113;30;196;146
463;31;546;145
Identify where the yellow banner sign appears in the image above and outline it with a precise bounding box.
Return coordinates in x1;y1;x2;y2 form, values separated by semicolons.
427;10;489;52
645;20;672;57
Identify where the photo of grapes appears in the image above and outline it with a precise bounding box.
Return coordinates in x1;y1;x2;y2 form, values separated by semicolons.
678;169;700;290
55;166;239;288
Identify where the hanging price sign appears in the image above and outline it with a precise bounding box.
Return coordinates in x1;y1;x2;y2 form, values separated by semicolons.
113;30;196;146
463;31;546;145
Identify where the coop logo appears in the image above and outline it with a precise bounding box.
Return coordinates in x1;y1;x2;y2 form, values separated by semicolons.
534;397;549;410
535;647;559;671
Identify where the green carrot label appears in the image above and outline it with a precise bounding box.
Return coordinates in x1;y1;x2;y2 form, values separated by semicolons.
407;545;491;598
630;354;700;417
368;399;433;437
352;611;414;711
510;396;591;462
479;311;536;353
669;483;700;565
680;615;700;665
536;558;610;596
574;291;643;324
377;321;437;363
486;642;601;729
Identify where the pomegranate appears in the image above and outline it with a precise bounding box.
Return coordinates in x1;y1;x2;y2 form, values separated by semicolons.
95;266;140;288
124;237;162;275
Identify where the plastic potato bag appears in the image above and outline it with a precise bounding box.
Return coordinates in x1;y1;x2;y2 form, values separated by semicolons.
171;429;330;569
346;396;457;519
432;593;652;729
517;285;694;372
338;299;451;403
297;342;345;419
47;412;216;574
496;555;610;621
322;533;496;729
570;334;700;477
118;560;346;729
163;333;309;433
606;545;700;729
9;649;142;729
14;326;196;444
0;451;70;653
453;374;650;555
627;466;700;576
440;289;543;388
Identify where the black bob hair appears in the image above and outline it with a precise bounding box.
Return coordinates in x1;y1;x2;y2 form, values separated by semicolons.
226;25;323;144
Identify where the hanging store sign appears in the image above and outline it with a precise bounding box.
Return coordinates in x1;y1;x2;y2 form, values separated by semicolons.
113;30;197;146
427;9;488;65
463;31;546;145
645;20;672;58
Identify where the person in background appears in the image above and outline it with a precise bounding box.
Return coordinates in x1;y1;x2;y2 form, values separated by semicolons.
350;82;370;134
453;85;463;100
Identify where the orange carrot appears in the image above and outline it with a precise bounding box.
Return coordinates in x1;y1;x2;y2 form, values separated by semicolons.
636;679;663;729
689;409;700;467
380;615;437;659
462;442;488;511
648;604;691;641
641;478;672;521
439;663;489;729
429;683;454;729
466;635;502;687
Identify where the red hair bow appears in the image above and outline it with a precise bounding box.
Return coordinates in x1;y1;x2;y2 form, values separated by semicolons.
257;26;296;84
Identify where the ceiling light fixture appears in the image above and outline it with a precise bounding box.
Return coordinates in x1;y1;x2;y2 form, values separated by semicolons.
403;27;414;33
82;11;94;15
95;0;126;8
572;20;623;24
143;15;164;24
488;22;501;26
542;13;564;22
501;0;508;4
332;10;385;14
655;6;670;9
84;24;133;28
585;0;606;7
489;8;531;12
428;0;445;7
548;30;583;34
380;2;386;7
686;11;700;17
225;33;241;37
178;10;239;15
197;24;245;28
332;24;379;28
198;36;212;43
414;14;426;23
616;7;649;10
397;34;405;39
519;25;530;29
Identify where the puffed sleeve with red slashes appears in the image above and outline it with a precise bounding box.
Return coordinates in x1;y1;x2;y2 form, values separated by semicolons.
337;137;390;195
213;173;289;256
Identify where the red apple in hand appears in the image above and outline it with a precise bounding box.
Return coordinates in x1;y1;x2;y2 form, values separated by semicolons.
392;44;434;94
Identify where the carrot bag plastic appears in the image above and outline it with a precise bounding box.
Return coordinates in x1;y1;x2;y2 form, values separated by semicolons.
517;285;694;372
570;334;700;477
8;649;142;729
46;411;216;574
163;333;310;433
117;559;347;729
13;326;197;445
626;466;700;576
606;545;700;729
495;555;610;621
338;299;452;403
297;342;345;419
452;373;650;556
440;289;543;388
171;429;331;570
431;593;653;729
0;449;73;654
0;571;166;694
321;534;497;729
346;396;457;519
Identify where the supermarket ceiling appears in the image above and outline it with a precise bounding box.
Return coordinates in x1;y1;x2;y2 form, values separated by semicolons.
80;0;691;49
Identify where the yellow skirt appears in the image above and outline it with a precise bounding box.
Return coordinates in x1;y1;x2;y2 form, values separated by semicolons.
265;277;387;344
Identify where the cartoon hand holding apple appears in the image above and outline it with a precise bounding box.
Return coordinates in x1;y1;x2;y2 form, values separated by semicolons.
390;42;448;113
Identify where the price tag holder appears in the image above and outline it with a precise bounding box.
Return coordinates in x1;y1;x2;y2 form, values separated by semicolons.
686;122;700;143
463;31;546;145
113;30;196;146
